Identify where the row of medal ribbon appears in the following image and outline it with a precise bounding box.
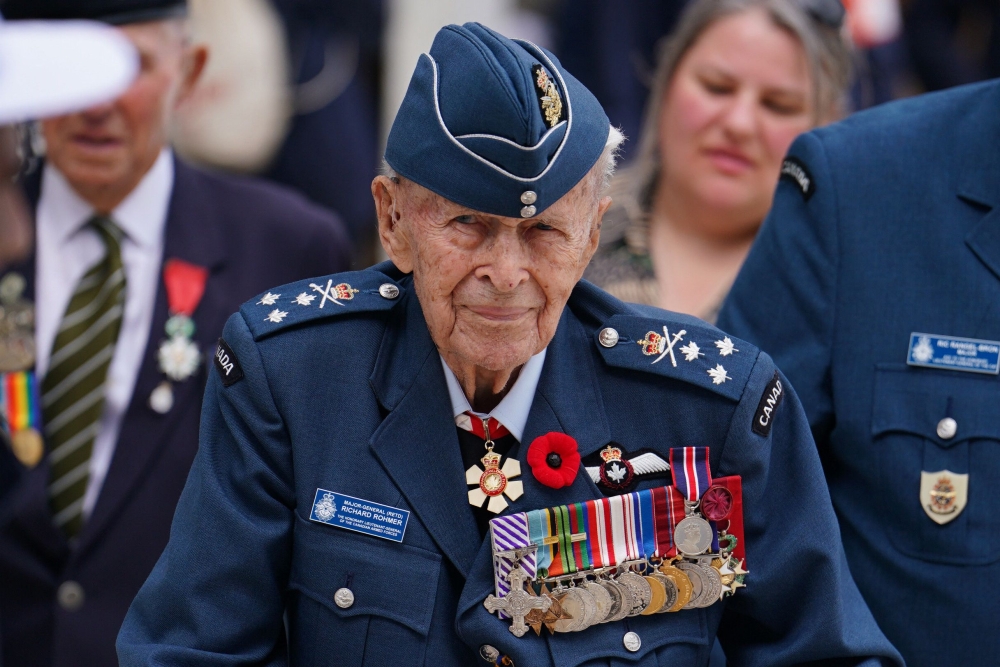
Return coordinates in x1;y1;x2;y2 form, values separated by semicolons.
484;447;748;636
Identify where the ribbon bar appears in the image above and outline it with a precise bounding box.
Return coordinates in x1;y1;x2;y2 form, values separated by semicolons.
669;447;711;502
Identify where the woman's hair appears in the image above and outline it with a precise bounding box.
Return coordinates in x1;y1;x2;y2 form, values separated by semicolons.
622;0;853;213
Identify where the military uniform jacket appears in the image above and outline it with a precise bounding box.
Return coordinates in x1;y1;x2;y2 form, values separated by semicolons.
718;80;1000;667
118;263;902;667
0;158;351;667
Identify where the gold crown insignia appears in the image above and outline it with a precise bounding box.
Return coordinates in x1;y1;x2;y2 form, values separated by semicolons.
532;65;563;129
600;445;623;462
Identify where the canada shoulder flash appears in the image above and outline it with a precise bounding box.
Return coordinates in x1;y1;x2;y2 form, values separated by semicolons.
214;338;244;387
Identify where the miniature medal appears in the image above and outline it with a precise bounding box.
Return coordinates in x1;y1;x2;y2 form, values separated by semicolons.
10;427;43;467
152;260;209;413
0;273;35;372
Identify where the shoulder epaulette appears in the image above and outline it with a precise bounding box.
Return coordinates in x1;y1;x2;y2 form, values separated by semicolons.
592;312;757;401
240;269;405;341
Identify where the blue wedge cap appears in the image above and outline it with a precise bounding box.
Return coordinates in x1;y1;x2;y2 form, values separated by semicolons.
385;22;611;218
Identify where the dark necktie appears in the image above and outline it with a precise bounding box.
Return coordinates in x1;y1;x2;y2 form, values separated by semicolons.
42;216;126;538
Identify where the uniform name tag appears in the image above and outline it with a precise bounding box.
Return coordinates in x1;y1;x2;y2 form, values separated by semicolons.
907;333;1000;375
309;488;409;543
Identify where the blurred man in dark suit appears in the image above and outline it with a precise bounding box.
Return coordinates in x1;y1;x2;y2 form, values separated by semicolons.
0;1;351;665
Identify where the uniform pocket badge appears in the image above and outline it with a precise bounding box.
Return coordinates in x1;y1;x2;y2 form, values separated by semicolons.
920;470;968;525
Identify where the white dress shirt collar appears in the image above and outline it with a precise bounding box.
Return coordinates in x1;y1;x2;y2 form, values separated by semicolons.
440;349;547;443
39;148;172;248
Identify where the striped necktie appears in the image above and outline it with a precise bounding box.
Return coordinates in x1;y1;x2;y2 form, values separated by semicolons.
42;216;126;538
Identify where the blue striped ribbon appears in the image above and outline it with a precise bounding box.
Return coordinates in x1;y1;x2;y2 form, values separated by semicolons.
637;489;656;560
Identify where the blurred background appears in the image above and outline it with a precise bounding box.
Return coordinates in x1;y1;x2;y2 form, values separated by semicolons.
170;0;1000;268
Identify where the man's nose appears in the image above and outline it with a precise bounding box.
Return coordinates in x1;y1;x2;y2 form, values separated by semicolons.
474;234;530;292
79;101;115;123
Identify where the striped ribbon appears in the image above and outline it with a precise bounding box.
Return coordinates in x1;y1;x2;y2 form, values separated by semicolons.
669;447;712;502
0;371;42;432
488;512;535;618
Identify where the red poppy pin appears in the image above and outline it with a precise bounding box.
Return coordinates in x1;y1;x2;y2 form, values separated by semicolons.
527;432;580;489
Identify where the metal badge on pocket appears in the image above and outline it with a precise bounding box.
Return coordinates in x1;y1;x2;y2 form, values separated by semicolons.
920;470;968;524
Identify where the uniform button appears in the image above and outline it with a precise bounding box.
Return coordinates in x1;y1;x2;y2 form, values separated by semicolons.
623;631;641;652
598;327;619;348
520;205;537;218
937;417;957;440
378;283;400;299
479;644;500;661
57;581;85;611
333;587;355;609
520;190;537;205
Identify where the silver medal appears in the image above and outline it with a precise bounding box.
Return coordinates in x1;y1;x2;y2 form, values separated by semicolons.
650;572;679;613
597;579;625;623
676;561;706;609
692;562;723;608
617;571;652;617
675;516;714;556
583;582;613;626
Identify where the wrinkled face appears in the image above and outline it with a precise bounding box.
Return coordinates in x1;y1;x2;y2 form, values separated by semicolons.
376;174;611;373
40;21;189;197
659;8;814;236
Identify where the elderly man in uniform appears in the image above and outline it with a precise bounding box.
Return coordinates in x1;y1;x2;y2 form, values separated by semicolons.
718;79;1000;667
118;23;902;667
0;1;350;665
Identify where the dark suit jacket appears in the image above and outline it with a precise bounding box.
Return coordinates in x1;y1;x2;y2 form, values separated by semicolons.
0;157;351;667
719;79;1000;667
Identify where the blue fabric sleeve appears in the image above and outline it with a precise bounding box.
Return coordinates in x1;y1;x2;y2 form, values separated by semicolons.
116;311;295;666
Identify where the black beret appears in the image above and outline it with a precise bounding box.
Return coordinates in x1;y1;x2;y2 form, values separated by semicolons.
2;0;187;25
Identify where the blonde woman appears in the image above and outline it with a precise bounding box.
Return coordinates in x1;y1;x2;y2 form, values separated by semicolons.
585;0;851;322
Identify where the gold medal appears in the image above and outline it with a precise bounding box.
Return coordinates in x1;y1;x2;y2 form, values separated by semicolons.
10;427;43;468
659;561;694;611
640;574;667;614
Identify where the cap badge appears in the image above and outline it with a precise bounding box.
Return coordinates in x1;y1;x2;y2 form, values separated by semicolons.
532;65;564;128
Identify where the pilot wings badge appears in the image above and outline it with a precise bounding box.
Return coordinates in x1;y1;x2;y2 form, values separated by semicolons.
920;470;968;524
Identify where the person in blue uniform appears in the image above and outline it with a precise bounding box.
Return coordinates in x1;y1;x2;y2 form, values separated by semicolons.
117;22;902;667
0;2;351;666
718;79;1000;667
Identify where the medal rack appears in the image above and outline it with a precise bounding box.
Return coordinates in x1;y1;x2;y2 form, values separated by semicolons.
484;471;747;637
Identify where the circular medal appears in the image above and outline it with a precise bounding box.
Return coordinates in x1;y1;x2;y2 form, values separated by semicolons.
573;586;600;631
649;572;679;614
701;485;734;522
617;572;651;617
605;580;633;622
583;582;613;625
149;381;175;415
640;575;667;614
658;563;693;612
597;580;625;623
10;428;43;468
692;562;723;607
675;561;705;609
675;516;714;556
552;589;588;633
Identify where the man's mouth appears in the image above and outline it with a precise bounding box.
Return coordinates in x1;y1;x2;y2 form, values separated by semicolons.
71;134;124;152
464;305;534;322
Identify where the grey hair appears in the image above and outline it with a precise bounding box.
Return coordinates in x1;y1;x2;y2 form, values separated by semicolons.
380;123;626;201
626;0;853;211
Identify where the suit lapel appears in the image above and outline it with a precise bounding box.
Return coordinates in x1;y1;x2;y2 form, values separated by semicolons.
368;288;482;577
79;160;227;550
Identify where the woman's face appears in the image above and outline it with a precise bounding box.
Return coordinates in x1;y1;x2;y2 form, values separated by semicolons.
658;7;815;237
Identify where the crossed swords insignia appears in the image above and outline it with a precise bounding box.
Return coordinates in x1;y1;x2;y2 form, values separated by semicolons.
639;326;687;367
308;279;358;308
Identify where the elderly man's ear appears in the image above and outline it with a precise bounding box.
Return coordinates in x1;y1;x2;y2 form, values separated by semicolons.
177;43;209;106
372;175;414;273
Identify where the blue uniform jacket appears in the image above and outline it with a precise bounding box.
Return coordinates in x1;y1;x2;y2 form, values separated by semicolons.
0;158;351;667
118;262;902;667
718;79;1000;667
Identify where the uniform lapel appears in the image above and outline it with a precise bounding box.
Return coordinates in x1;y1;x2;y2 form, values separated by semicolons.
368;287;482;578
79;160;227;550
958;87;1000;284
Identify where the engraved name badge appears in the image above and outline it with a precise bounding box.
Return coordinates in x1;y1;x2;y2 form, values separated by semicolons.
309;488;410;543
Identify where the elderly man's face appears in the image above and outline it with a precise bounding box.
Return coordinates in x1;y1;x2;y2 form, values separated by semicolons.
375;173;611;374
40;20;205;210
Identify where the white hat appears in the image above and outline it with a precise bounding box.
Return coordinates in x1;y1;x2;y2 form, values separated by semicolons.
0;17;138;125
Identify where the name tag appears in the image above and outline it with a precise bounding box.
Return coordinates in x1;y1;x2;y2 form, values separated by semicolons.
907;333;1000;375
309;488;410;543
